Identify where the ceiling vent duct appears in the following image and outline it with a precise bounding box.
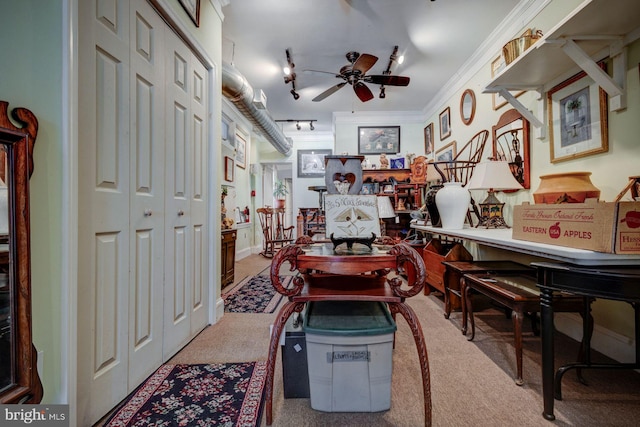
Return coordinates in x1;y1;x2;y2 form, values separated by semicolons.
222;63;292;156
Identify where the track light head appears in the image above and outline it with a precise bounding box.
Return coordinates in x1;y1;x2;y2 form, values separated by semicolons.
379;87;386;98
296;121;301;131
290;89;300;100
309;121;315;131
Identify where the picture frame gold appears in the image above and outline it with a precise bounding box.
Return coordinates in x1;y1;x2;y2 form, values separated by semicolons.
436;141;457;162
547;63;608;163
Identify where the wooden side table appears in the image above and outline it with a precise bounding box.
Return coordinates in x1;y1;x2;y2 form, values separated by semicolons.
264;243;432;426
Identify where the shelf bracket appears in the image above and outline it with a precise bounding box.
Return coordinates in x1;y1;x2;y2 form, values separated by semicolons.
496;88;546;139
560;38;626;111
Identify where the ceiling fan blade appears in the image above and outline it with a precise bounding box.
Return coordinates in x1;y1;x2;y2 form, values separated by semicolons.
303;69;342;77
312;82;347;102
352;53;378;75
366;75;411;86
353;81;374;102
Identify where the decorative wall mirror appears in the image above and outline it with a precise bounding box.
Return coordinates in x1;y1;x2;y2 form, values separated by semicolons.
460;89;476;125
0;101;42;403
492;108;530;191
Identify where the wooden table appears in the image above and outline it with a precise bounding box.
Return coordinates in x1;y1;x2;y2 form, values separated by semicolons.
532;262;640;421
264;242;432;426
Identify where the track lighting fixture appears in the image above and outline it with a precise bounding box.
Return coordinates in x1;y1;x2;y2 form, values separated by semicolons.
379;87;386;98
275;119;317;131
283;49;300;100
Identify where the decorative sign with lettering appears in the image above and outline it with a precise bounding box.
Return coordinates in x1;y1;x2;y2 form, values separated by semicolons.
325;195;381;239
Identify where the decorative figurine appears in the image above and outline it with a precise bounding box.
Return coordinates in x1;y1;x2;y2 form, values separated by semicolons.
379;153;389;169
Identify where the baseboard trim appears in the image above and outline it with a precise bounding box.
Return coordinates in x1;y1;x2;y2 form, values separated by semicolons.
555;312;635;363
215;297;225;323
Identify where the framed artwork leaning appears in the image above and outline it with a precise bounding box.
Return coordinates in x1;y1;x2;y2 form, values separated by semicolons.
547;63;608;163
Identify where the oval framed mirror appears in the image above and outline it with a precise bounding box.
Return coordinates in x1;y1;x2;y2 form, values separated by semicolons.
460;89;476;125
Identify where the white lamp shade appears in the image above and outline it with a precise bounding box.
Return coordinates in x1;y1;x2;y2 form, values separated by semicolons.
466;161;523;191
377;196;396;218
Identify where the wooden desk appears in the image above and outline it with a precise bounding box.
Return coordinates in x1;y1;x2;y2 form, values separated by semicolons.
264;243;431;426
532;262;640;421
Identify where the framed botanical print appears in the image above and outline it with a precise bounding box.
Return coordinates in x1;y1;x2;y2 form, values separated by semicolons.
358;126;400;154
547;63;608;163
424;123;434;155
224;156;234;182
439;107;451;140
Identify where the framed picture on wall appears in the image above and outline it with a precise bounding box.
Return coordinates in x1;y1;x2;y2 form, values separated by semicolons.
424;123;434;155
179;0;200;27
298;149;332;177
436;141;457;162
439;107;451;140
358;126;400;154
235;134;246;169
224;156;234;182
547;63;608;163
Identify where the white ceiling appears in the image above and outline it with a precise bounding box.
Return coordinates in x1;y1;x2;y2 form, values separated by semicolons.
221;0;523;135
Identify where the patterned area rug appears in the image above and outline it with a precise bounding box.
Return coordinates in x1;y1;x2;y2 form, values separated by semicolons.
223;273;291;313
105;362;266;427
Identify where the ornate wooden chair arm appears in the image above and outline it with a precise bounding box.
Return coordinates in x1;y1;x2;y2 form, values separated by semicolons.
270;244;305;297
388;243;426;298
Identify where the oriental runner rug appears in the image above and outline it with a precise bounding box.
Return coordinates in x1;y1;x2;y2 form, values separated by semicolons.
222;272;291;314
104;361;266;427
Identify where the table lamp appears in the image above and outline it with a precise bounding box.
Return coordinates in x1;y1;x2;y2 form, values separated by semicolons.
376;196;396;236
466;160;523;228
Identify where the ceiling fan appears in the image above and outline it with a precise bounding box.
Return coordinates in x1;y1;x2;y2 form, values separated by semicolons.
309;51;410;103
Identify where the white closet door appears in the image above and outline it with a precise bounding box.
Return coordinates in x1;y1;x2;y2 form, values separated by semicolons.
189;56;209;334
77;0;132;424
127;0;166;386
163;28;193;358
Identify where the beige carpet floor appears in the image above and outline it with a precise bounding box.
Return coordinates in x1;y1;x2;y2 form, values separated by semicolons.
167;254;640;427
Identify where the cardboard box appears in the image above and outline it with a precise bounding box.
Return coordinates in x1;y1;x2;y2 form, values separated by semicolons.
512;200;640;254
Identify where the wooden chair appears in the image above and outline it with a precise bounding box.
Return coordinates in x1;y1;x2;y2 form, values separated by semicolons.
432;130;489;225
257;207;294;258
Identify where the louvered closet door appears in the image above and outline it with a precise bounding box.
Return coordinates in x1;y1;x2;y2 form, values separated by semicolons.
162;28;210;359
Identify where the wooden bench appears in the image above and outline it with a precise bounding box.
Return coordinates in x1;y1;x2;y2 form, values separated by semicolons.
441;260;535;326
462;272;591;385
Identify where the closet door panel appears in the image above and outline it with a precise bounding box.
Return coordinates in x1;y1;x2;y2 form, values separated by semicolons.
163;29;192;359
77;0;131;424
189;56;208;331
128;0;165;387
